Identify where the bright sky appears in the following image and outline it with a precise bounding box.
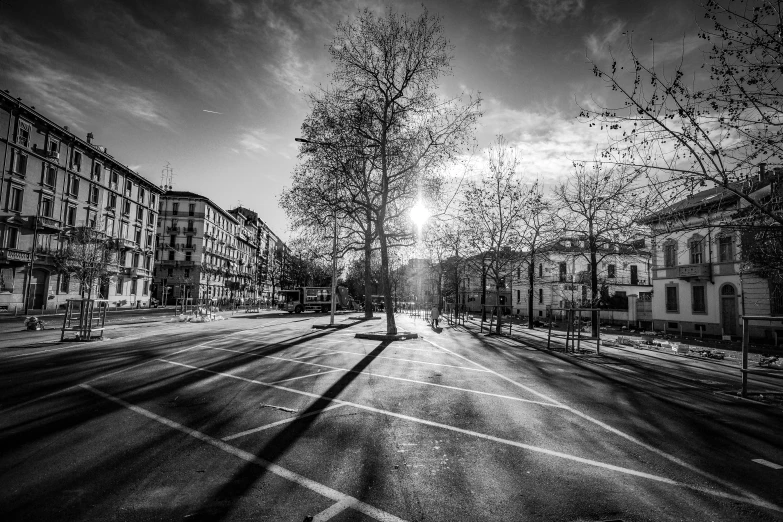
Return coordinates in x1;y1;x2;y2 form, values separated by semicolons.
0;0;708;240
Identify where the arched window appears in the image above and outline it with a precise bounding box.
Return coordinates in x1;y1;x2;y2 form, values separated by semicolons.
721;284;735;296
538;288;544;304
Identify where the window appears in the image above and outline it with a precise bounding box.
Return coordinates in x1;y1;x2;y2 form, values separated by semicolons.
107;193;117;210
663;242;677;267
692;286;706;313
185;251;192;261
607;264;616;278
145;255;151;270
92;162;102;181
115;276;124;295
72;150;82;172
104;216;115;235
168;250;175;261
538;288;544;304
169;234;176;247
558;262;567;282
131;279;138;295
146;231;153;247
138;187;145;204
86;210;97;228
59;273;70;293
148;210;155;225
538;264;542;278
16;120;31;147
43;164;56;187
188;203;195;216
89;185;99;205
6;227;19;248
69;176;80;197
172;202;179;215
718;236;734;262
185;235;193;247
689;236;704;264
122;199;131;215
9;186;23;212
66;205;77;226
167;267;174;277
171;218;178;229
665;285;679;312
184;268;190;278
134;227;141;244
187;219;194;231
47;138;59;157
110;170;118;187
40;196;53;217
136;205;144;221
120;222;128;239
143;280;149;295
667;322;679;330
124;180;132;196
11;149;27;175
150;194;156;208
133;252;140;267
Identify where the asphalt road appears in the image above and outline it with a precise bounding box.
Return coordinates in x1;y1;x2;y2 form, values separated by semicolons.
1;312;782;521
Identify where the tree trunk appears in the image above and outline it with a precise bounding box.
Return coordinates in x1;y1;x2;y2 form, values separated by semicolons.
480;266;487;321
527;250;535;329
363;229;373;319
590;247;599;337
378;218;397;335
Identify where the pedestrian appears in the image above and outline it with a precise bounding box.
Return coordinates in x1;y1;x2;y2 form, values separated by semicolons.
431;304;440;328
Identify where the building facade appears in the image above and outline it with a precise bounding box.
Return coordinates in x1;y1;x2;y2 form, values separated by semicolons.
0;90;161;312
154;191;239;305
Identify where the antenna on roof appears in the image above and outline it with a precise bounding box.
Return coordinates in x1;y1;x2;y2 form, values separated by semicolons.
161;162;174;191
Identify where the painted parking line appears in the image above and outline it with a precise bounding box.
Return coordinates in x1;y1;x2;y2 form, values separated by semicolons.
269;369;344;384
222;403;349;441
301;348;491;373
420;337;778;510
153;358;783;514
201;347;565;409
80;384;405;522
752;459;783;470
313;498;356;521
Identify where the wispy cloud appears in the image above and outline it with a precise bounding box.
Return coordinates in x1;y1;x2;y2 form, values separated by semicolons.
0;26;172;130
238;127;277;154
585;19;627;60
528;0;585;24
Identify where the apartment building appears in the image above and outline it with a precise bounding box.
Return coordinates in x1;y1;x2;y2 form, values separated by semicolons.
0;90;161;311
154;191;241;304
228;206;260;302
641;169;782;340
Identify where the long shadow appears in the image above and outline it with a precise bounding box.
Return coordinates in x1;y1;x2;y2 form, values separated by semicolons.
192;340;394;521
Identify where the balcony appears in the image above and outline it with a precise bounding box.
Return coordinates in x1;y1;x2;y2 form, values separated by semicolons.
130;267;150;278
184;227;196;234
0;248;31;264
119;238;136;250
166;226;180;234
32;215;62;233
678;263;711;280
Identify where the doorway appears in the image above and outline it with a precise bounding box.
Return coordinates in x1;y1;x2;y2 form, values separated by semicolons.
720;284;738;336
27;269;47;310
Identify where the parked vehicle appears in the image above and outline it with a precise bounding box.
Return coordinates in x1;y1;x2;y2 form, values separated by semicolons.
24;316;45;331
759;354;782;368
277;286;352;313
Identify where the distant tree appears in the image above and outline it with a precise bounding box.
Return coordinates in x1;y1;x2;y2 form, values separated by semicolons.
461;137;529;333
53;223;117;299
326;6;481;334
554;162;653;336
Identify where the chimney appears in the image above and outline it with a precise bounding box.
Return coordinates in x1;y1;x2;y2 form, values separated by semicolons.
759;162;766;181
87;132;94;144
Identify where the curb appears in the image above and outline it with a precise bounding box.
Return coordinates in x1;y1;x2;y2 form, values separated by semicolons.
312;323;351;330
354;331;418;341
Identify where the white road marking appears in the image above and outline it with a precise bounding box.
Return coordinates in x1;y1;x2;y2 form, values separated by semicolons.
420;336;779;510
152;359;782;513
269;369;344;384
80;384;405;522
753;459;783;470
201;347;565;409
313;498;356;521
222;404;348;441
305;348;491;372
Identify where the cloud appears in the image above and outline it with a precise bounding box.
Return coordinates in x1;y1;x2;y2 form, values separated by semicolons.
238;127;277;154
0;26;172;130
528;0;585;23
473;97;612;186
585;19;627;60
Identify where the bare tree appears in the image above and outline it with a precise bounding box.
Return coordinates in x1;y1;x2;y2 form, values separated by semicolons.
461;137;530;333
554;162;653;336
53;223;117;300
327;6;481;334
582;0;783;274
